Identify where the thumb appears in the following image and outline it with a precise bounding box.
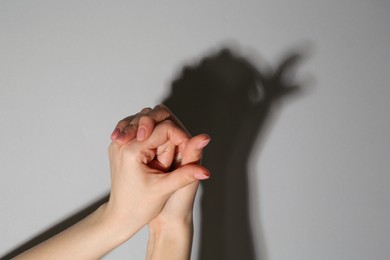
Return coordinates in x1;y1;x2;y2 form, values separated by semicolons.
161;164;210;194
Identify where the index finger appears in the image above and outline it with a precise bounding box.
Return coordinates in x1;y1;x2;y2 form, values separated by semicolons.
142;120;189;153
137;104;190;141
111;107;152;145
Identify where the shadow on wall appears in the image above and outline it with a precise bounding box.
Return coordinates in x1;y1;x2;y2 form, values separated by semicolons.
164;48;304;260
1;47;306;260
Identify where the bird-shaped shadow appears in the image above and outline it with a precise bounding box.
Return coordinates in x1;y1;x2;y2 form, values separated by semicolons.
163;48;304;260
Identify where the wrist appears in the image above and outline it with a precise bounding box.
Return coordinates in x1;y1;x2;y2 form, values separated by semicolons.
148;219;193;260
148;213;193;234
98;202;142;244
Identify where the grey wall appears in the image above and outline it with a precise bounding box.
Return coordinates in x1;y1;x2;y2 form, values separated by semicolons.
1;1;389;259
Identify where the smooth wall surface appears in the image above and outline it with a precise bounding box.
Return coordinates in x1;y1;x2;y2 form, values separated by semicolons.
1;1;389;259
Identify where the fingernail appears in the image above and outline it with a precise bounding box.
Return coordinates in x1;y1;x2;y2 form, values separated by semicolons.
136;126;146;141
194;171;210;180
111;128;121;140
197;138;211;149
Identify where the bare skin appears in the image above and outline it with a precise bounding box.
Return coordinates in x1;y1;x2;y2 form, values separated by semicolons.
15;105;210;260
111;104;209;260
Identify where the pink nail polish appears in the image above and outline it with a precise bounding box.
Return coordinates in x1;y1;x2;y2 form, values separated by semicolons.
195;172;210;180
111;128;121;140
137;127;146;141
197;138;211;149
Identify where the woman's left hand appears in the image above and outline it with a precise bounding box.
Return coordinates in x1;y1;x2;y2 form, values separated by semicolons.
110;105;210;260
110;105;209;224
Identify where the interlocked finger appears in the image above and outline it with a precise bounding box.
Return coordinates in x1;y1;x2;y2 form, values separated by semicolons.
111;107;152;145
137;104;190;141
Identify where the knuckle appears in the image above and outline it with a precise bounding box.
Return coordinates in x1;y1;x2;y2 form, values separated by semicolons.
139;114;152;123
118;114;139;127
140;107;152;114
153;104;171;116
158;120;175;131
154;104;166;110
161;119;174;126
118;119;130;128
124;123;137;131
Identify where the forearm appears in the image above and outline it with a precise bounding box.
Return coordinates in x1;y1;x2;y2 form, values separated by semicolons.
15;203;139;260
147;219;194;260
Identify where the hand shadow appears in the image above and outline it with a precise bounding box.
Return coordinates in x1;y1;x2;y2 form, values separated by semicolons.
163;48;305;260
1;47;306;260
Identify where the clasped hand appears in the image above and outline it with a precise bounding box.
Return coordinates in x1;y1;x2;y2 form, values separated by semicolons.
107;110;210;232
14;105;210;260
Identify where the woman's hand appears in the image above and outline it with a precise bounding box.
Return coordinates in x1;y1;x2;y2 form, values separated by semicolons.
106;119;209;235
111;104;189;144
110;105;210;260
146;134;209;260
110;105;209;225
15;108;209;260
